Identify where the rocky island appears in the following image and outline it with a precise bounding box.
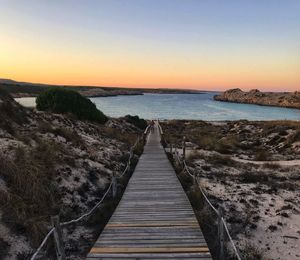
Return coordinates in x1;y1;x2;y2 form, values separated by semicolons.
214;88;300;109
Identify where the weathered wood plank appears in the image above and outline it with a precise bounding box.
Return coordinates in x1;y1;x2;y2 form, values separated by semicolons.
90;247;210;253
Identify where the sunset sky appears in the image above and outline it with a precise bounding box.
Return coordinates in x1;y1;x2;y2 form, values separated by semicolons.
0;0;299;91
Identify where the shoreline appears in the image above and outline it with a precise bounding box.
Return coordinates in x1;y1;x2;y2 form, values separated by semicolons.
12;91;207;98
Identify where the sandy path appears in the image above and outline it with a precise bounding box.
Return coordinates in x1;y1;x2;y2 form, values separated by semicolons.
231;157;300;166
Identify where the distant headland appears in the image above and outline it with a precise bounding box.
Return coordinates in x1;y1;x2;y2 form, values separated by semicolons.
214;88;300;109
0;78;204;98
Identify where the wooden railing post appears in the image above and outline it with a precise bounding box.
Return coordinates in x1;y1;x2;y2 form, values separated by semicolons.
51;215;66;260
170;143;173;154
112;173;117;199
182;136;186;161
218;207;224;260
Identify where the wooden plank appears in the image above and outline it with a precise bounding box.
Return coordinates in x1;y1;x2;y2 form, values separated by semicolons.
90;247;210;254
106;222;199;228
87;253;211;259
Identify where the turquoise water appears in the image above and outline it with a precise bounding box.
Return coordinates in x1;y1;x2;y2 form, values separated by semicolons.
90;93;300;121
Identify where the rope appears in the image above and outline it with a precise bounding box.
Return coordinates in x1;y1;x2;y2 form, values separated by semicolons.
174;149;181;163
197;181;219;215
157;122;163;135
222;218;242;260
31;181;113;259
117;163;130;179
144;125;151;135
30;131;148;259
30;228;54;260
116;135;141;178
172;146;220;215
182;160;195;178
61;181;113;226
167;140;241;259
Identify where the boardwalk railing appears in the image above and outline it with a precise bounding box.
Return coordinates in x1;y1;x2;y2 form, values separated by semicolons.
157;121;242;260
86;122;212;259
30;128;150;260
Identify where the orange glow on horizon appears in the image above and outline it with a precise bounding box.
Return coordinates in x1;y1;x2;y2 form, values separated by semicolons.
0;26;299;92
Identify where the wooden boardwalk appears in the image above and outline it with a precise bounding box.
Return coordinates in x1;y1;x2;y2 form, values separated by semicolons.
87;125;212;259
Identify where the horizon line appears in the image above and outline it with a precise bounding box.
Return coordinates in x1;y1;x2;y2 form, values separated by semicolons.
1;78;298;93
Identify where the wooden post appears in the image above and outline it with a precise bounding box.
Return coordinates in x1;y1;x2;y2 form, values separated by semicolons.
170;143;173;154
51;215;66;260
112;174;117;199
182;136;186;161
175;146;179;166
218;207;224;260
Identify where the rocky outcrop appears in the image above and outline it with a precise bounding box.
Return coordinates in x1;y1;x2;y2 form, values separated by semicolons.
214;88;300;109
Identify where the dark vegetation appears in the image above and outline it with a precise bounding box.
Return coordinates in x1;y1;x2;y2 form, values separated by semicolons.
0;141;60;246
161;120;300;160
0;89;28;133
0;83;48;96
161;120;247;154
124;115;147;130
36;88;108;124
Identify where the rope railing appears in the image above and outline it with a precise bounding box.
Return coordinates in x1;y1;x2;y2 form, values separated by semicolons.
180;156;241;259
182;159;195;178
61;181;113;226
157;121;241;260
144;125;151;135
30;228;55;260
222;218;242;260
177;153;241;259
116;136;141;179
30;180;114;260
30;128;150;260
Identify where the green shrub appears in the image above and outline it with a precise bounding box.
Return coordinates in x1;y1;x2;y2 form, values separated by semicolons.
124;115;147;130
36;88;107;124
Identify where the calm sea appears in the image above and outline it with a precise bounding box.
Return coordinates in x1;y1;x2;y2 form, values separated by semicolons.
90;93;300;121
16;93;300;121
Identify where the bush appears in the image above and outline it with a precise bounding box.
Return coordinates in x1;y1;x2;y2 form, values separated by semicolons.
0;141;60;245
36;88;107;124
124;115;147;130
290;130;300;143
254;149;270;161
0;88;28;130
206;154;235;166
